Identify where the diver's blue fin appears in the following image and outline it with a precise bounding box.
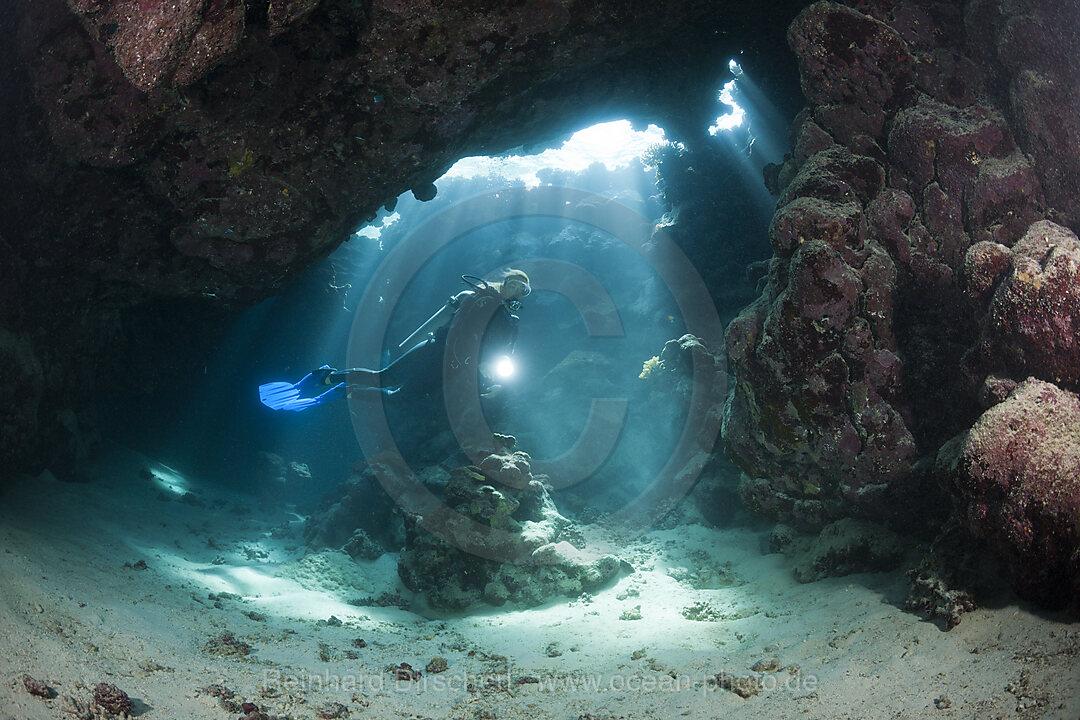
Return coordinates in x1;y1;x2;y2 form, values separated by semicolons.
259;365;345;411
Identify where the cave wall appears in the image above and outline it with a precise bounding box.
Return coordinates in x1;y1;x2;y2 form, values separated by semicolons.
721;0;1079;604
725;0;1079;528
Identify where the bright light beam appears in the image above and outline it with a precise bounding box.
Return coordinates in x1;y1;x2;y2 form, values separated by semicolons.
708;78;746;135
495;356;516;379
443;120;667;187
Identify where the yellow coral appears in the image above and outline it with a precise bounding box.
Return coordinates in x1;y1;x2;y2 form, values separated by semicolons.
639;356;661;380
227;148;255;177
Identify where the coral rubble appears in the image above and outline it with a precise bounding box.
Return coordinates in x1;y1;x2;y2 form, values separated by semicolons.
93;682;134;716
21;674;54;699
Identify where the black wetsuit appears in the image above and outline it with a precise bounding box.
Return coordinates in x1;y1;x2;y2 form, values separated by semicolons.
332;286;519;397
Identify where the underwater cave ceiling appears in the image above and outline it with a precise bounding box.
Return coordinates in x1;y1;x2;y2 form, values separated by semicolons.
0;0;809;308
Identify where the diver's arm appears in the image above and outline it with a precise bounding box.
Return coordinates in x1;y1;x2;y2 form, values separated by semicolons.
393;291;471;359
395;303;453;356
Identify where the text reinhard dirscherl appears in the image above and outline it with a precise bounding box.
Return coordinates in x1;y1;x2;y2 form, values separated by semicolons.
259;668;819;696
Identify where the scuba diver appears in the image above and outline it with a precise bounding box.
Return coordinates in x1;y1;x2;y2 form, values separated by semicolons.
259;269;531;411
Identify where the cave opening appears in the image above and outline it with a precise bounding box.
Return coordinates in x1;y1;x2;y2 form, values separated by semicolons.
101;89;785;510
67;99;799;682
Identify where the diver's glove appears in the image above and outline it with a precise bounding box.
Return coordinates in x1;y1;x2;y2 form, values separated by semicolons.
313;365;343;385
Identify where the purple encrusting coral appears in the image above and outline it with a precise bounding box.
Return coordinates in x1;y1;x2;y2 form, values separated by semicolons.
720;0;1080;608
936;379;1080;608
971;221;1080;389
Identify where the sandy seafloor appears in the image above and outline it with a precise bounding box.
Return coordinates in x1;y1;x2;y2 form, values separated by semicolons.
1;447;1077;720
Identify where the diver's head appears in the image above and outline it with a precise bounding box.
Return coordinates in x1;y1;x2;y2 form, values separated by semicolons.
495;268;531;302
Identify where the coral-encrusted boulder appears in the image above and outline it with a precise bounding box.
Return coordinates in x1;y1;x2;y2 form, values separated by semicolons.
398;445;624;610
790;518;906;583
477;449;533;491
723;234;918;530
936;379;1080;608
639;333;728;447
969;221;1080;389
967;0;1080;230
93;683;134;716
961;240;1012;307
721;0;1067;536
887;96;1042;255
786;2;913;141
65;0;246;92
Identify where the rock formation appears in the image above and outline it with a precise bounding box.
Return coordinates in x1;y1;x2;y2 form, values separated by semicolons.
936;379;1080;609
721;0;1080;608
396;439;625;610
